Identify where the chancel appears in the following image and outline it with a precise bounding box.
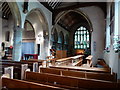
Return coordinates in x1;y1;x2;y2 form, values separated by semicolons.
0;0;120;89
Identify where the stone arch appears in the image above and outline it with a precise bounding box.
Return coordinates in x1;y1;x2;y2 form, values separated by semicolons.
8;2;21;27
26;8;49;39
24;8;49;59
55;10;93;32
23;20;35;41
55;10;93;55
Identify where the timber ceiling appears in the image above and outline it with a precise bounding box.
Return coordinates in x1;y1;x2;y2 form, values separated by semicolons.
0;2;11;19
0;1;107;31
40;1;106;31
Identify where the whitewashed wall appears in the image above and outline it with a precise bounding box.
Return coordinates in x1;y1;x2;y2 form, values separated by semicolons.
80;6;105;65
103;1;120;79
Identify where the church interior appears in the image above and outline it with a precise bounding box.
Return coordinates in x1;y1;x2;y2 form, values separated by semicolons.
0;0;120;89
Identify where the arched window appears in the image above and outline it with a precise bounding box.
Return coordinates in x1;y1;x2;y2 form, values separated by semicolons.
58;31;64;50
74;26;90;49
64;34;69;50
51;29;58;50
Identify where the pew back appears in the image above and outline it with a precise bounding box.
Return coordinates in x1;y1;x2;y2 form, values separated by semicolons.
25;71;117;89
22;60;38;72
2;60;38;72
25;71;79;87
2;77;65;89
25;72;80;90
50;66;111;73
62;70;85;78
2;65;13;79
86;72;116;82
2;62;28;79
40;67;116;82
40;67;61;75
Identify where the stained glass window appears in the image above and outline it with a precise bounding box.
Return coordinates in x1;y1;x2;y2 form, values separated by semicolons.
74;26;90;49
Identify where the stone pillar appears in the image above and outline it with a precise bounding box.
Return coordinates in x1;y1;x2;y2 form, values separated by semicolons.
12;26;23;61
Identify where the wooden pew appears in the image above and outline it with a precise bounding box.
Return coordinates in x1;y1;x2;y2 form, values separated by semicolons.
1;60;38;72
20;60;38;72
77;78;117;89
40;67;116;82
55;57;72;66
40;67;84;78
85;55;93;67
26;59;47;68
72;59;83;66
85;71;116;82
25;71;81;89
62;70;85;78
97;59;109;68
25;71;118;89
28;58;45;65
1;65;13;79
2;77;65;89
39;67;61;75
55;55;83;66
56;55;83;62
46;58;57;66
62;70;116;82
50;66;111;73
70;55;84;61
1;62;28;79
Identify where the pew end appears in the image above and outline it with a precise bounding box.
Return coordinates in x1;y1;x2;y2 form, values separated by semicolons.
1;74;10;79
